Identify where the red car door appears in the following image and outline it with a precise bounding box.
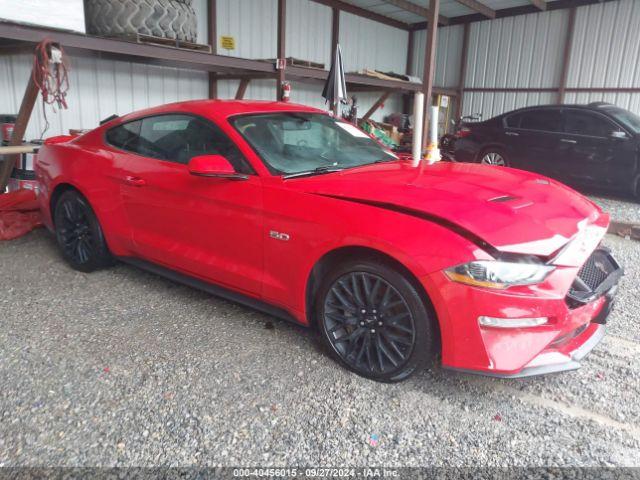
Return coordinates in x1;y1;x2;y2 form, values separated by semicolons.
108;113;264;296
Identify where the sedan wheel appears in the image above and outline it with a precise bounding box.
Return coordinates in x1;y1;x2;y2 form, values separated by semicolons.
318;260;435;382
480;151;507;166
54;190;112;272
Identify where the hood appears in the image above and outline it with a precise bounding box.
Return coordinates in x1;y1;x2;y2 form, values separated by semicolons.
287;161;605;258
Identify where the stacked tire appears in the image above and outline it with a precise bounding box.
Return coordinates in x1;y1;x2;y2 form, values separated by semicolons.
84;0;198;43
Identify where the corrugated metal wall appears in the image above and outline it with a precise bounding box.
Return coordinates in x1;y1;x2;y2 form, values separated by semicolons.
564;0;640;112
0;54;208;141
5;0;640;140
0;0;407;141
461;8;568;118
411;25;465;89
459;0;640;119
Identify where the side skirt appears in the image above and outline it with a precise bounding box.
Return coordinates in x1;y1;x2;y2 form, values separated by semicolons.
117;257;302;326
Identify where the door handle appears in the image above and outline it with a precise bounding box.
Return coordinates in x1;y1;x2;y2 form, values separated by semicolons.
124;175;146;187
505;131;519;136
561;138;577;144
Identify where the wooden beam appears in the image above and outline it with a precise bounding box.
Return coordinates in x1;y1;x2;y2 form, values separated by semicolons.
235;79;250;100
455;0;495;19
362;91;392;121
411;0;614;28
276;0;286;100
0;70;39;192
455;22;470;119
557;7;576;104
530;0;547;10
310;0;410;30
421;0;439;150
0;22;277;75
384;0;450;25
207;0;217;99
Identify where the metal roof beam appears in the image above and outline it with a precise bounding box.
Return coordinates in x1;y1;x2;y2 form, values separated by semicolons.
530;0;547;10
455;0;495;19
383;0;450;25
310;0;410;30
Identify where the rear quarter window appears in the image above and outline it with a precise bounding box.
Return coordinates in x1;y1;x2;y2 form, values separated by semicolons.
105;120;142;152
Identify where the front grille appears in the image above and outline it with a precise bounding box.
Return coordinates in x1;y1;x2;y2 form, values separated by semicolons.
566;248;620;308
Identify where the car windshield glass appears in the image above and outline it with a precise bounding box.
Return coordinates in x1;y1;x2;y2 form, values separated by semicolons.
604;107;640;134
230;112;397;175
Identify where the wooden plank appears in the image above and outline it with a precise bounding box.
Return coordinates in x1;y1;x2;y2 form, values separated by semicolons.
0;73;39;192
455;0;495;19
557;7;576;104
362;91;392;121
0;22;276;75
310;0;410;30
384;0;450;25
421;0;440;150
235;79;250;100
0;145;39;155
530;0;547;10
411;0;615;28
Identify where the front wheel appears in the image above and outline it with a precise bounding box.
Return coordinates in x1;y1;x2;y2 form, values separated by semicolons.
479;148;509;167
54;190;113;272
317;259;436;382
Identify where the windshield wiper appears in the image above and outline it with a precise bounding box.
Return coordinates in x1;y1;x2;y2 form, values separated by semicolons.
282;166;344;179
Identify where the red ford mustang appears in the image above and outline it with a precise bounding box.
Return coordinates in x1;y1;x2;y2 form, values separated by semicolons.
35;100;623;382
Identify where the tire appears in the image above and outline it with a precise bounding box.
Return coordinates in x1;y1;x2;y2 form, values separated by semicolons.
53;190;113;273
478;147;509;167
84;0;198;43
316;258;436;382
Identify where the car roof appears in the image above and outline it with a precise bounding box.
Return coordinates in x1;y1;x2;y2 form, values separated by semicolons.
498;103;620;118
115;99;328;125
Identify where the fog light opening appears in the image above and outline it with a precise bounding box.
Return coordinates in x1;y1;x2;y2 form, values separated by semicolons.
478;316;549;328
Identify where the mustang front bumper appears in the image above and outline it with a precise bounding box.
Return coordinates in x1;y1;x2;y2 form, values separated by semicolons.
428;247;623;378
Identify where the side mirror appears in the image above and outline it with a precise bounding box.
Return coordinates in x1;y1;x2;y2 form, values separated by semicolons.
188;154;248;180
610;131;629;140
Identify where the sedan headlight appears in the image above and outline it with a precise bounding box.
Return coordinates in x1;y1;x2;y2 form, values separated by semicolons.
444;260;555;289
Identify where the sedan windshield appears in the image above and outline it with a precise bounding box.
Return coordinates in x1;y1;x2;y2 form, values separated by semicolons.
604;107;640;134
230;112;397;176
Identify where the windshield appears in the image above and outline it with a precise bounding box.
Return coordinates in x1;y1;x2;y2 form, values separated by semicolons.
604;107;640;134
230;112;397;175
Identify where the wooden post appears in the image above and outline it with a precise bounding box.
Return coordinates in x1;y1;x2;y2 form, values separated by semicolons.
455;22;470;120
276;0;287;100
235;78;250;100
207;0;217;99
0;74;39;193
421;0;440;150
362;91;391;121
557;7;576;105
402;30;415;114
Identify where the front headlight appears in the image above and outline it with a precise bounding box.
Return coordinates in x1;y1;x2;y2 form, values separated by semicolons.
444;260;555;289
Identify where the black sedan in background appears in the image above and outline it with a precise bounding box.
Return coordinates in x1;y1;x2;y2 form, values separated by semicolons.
442;103;640;199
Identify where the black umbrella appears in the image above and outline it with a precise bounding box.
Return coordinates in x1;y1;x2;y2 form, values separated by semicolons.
322;44;348;116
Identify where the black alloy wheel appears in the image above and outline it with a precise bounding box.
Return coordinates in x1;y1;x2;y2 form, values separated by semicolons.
318;260;435;382
54;190;112;272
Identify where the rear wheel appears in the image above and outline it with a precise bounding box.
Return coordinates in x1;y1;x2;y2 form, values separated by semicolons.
53;190;112;272
479;148;509;167
316;259;436;382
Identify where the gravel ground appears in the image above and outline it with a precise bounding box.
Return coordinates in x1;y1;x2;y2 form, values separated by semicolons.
589;195;639;225
1;229;640;467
